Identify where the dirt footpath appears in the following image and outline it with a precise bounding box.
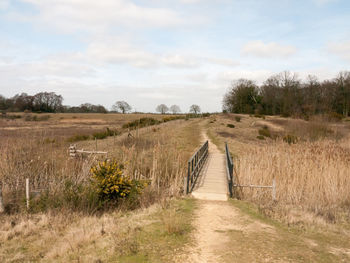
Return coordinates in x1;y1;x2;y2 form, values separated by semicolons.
177;200;273;263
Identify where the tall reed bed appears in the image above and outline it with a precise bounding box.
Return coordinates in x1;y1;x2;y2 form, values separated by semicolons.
0;120;200;213
235;139;350;222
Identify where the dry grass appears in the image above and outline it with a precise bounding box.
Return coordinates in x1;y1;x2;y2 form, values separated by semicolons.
0;198;196;262
0;114;203;213
235;139;350;222
209;114;350;224
0;113;203;261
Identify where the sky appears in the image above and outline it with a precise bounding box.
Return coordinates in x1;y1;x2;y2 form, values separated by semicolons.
0;0;349;112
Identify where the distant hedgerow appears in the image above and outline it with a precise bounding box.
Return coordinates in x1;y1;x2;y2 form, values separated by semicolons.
122;118;160;129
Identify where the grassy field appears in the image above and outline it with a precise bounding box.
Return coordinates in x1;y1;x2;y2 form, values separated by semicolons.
226;199;350;262
0;113;180;140
0;198;196;262
1;112;350;261
0;112;205;261
0;113;203;210
207;113;350;225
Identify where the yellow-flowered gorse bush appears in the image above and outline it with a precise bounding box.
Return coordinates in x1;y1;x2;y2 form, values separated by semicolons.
90;160;148;201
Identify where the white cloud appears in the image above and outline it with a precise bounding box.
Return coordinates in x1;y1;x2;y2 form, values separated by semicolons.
241;40;297;58
161;55;199;68
217;70;274;84
312;0;338;5
179;0;202;3
0;59;96;82
0;0;9;10
14;0;185;33
327;41;350;62
83;38;239;69
203;57;240;67
137;92;179;99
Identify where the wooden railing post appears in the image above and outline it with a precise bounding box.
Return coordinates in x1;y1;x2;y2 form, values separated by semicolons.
225;142;234;198
187;161;191;194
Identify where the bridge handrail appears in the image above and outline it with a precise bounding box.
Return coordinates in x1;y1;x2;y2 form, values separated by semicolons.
225;142;234;197
185;140;209;194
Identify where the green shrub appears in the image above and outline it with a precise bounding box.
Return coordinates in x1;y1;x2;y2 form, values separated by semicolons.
93;131;108;140
162;116;184;122
24;114;50;121
235;116;241;122
254;114;265;119
29;180;102;213
122;118;160;129
308;123;334;141
44;138;56;144
202;113;210;117
257;135;265;140
258;126;271;138
93;127;119;140
67;134;90;142
90;160;148;201
227;124;235;128
283;134;298;144
327;112;344;122
1;114;21;120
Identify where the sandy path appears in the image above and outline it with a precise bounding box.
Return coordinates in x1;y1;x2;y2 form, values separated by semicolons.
188;200;239;263
184;132;239;262
178;131;275;263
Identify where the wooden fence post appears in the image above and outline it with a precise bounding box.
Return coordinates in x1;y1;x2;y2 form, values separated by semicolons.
272;178;276;201
69;144;77;157
26;178;30;210
0;181;4;213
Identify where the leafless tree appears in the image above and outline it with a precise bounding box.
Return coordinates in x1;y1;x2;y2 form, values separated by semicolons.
156;104;169;114
112;101;132;114
169;105;181;114
189;104;201;115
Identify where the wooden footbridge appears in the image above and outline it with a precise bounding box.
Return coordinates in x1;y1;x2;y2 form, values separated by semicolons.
184;135;234;201
185;134;276;201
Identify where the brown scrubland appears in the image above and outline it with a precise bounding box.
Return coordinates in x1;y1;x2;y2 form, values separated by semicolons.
208;113;350;225
1;112;350;262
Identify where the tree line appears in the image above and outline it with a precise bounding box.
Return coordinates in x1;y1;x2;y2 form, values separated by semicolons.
223;71;350;118
0;92;108;113
0;92;202;114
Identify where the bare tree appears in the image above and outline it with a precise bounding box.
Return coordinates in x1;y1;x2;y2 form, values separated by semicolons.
156;104;169;114
33;92;63;112
223;79;260;114
189;104;201;115
112;101;132;114
335;71;350;117
169;105;181;114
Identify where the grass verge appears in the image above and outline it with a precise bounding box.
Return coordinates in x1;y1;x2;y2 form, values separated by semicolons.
116;198;196;262
228;199;350;263
0;198;196;263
